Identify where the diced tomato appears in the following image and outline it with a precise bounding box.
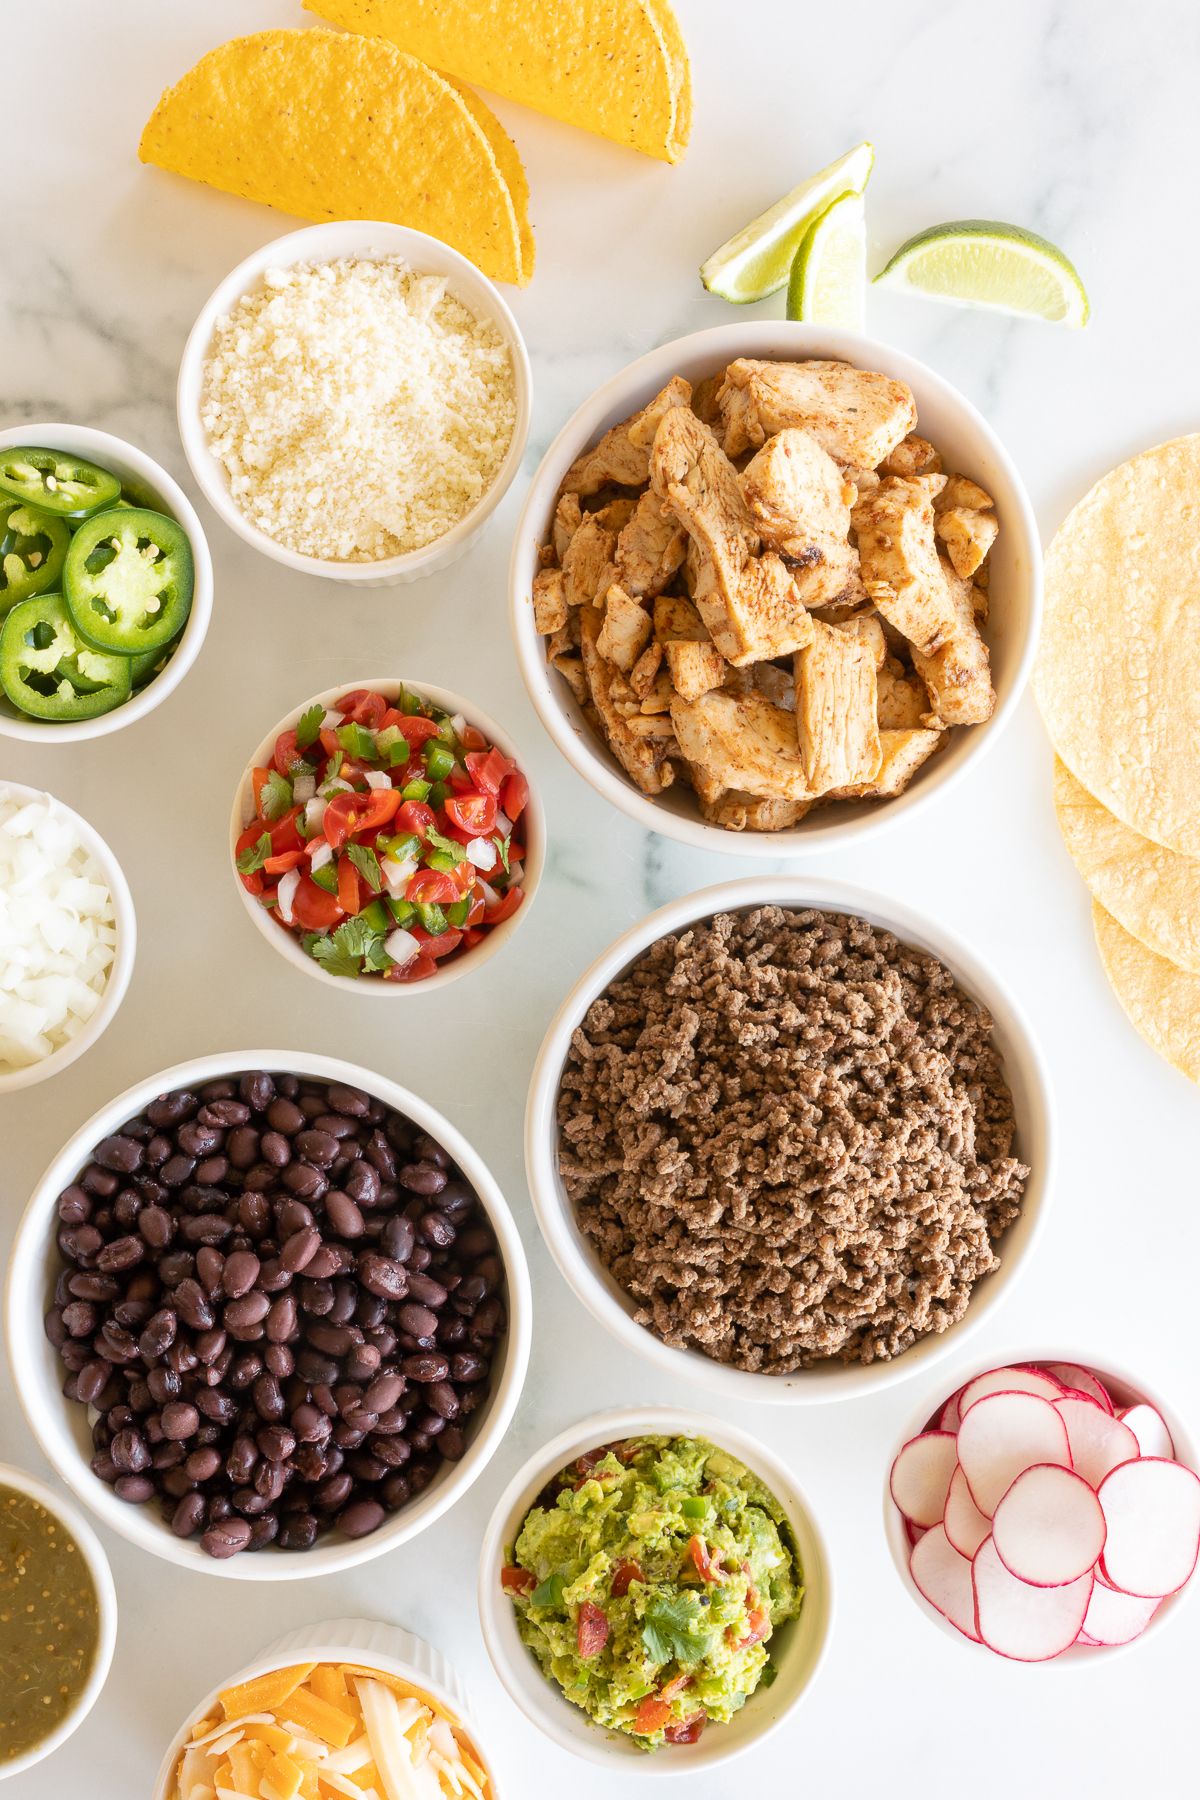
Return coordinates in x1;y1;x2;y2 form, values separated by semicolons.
324;788;400;848
397;800;437;840
444;790;498;836
728;1583;770;1650
664;1712;706;1745
500;1564;536;1596
335;689;388;728
291;875;344;931
406;869;459;907
460;723;487;752
395;714;441;750
263;849;304;875
611;1559;644;1598
484;885;524;924
465;748;513;794
337;858;362;916
268;806;303;856
235;824;266;894
446;765;475;795
632;1697;673;1737
576;1601;609;1659
462;926;487;949
500;770;529;820
386;951;438;983
411;926;463;961
251;766;273;810
319;726;341;759
272;730;307;777
465;887;486;927
687;1536;718;1583
659;1673;694;1702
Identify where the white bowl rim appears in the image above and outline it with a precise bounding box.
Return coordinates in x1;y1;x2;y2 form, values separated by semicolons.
5;1048;532;1579
508;318;1043;856
0;421;213;743
0;1458;117;1780
0;779;136;1093
526;874;1054;1405
228;678;545;995
477;1404;834;1773
882;1344;1200;1665
177;220;532;581
149;1617;502;1800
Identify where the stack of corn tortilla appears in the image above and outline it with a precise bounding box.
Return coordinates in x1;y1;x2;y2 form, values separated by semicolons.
1036;434;1200;1083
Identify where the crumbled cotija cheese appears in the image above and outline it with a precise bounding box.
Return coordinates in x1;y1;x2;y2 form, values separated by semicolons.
200;257;516;561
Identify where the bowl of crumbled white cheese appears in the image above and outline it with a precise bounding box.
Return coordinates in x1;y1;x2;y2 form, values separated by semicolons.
0;783;135;1091
178;222;531;586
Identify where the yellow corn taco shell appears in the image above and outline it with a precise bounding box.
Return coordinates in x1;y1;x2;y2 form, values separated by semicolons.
138;28;532;284
304;0;692;163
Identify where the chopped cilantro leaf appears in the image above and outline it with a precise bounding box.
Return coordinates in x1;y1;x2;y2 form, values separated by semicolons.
495;833;512;873
259;769;293;823
295;703;325;751
308;915;379;980
346;842;383;892
362;937;394;973
236;831;272;875
426;826;466;866
641;1593;716;1666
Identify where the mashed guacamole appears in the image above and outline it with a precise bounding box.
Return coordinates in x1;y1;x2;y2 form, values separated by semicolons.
502;1435;802;1748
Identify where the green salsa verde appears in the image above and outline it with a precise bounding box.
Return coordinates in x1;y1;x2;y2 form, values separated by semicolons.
503;1436;802;1747
0;1486;100;1764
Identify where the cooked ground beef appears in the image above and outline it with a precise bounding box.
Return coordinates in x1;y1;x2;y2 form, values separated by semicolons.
557;906;1029;1372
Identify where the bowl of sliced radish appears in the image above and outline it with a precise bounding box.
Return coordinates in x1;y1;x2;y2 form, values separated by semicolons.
884;1351;1200;1663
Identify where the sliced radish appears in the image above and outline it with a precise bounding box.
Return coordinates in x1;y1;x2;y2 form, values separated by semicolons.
1098;1458;1200;1597
910;1524;979;1641
944;1464;991;1559
991;1464;1106;1587
1119;1402;1175;1461
957;1391;1072;1516
904;1517;928;1549
939;1390;963;1434
1054;1397;1139;1489
959;1366;1065;1415
1082;1580;1161;1646
972;1537;1092;1661
889;1432;958;1527
1044;1363;1114;1414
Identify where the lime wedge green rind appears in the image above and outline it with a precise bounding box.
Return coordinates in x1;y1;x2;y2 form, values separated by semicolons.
700;140;875;305
874;219;1089;327
786;191;866;329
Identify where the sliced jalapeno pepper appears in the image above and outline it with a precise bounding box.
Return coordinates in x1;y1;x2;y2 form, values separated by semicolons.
0;499;70;616
64;506;193;655
128;634;179;688
0;592;131;721
0;446;121;517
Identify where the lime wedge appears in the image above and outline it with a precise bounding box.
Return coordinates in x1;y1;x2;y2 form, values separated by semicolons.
786;191;866;328
700;141;875;304
874;219;1089;326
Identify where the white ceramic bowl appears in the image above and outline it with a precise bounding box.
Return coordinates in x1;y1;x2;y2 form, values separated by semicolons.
229;680;544;994
0;423;213;742
478;1405;833;1773
527;875;1052;1405
151;1616;503;1800
178;222;532;586
883;1347;1200;1663
510;321;1041;855
6;1050;532;1580
0;1460;117;1781
0;780;136;1095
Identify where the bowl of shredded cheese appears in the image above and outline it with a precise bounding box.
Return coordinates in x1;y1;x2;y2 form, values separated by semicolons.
0;782;135;1092
177;222;531;587
153;1616;502;1800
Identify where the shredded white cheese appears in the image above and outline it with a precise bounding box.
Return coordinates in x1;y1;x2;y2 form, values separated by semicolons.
200;257;516;562
0;793;116;1070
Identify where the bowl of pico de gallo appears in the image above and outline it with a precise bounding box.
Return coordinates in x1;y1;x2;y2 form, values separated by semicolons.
229;681;543;991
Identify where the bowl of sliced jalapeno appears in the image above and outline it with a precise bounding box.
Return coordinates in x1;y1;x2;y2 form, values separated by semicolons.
0;424;212;742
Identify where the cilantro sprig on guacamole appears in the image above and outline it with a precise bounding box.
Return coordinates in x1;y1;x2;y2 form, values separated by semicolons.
501;1436;803;1748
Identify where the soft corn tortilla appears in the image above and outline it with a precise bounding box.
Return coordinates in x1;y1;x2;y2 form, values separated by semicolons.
139;28;532;284
1092;900;1200;1085
1035;434;1200;856
304;0;692;162
1055;759;1200;974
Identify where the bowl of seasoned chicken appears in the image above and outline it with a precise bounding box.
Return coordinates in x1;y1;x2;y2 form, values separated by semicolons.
509;324;1041;850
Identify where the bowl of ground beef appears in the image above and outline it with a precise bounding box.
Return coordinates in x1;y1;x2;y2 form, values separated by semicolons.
526;878;1051;1403
7;1051;531;1576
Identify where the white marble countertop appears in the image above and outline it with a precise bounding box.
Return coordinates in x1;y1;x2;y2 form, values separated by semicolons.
3;1;1199;1793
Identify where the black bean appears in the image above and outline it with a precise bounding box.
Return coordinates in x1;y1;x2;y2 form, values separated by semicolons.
358;1253;407;1301
222;1249;261;1298
336;1498;384;1539
399;1162;446;1196
171;1492;207;1537
94;1135;143;1174
280;1227;320;1274
162;1402;201;1440
178;1121;222;1158
403;1353;449;1383
260;1131;291;1167
115;1474;155;1503
240;1071;275;1112
111;1428;151;1473
325;1191;364;1238
202;1518;251;1558
279;1513;318;1550
199;1100;251;1129
194;1156;229;1187
266;1097;304;1134
405;1272;448;1308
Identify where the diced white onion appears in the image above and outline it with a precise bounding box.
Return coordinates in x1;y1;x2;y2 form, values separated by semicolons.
320;778;352;797
321;709;344;729
494;808;513;838
277;869;301;923
304;796;328;835
466;837;496;870
478;879;501;910
363;770;391;789
508;859;524;885
310;841;333;872
384;928;420;967
292;772;316;804
449;712;466;737
382;855;418;894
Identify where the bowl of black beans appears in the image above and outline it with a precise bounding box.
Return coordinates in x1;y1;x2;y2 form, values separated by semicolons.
5;1052;531;1578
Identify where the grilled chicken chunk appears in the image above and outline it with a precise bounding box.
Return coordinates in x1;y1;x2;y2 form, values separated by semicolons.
561;376;692;496
876;660;929;729
596;583;653;672
552;492;582;562
937;505;999;580
650;406;813;665
561;513;616;610
794;617;882;794
579;607;676;794
669;687;810;800
614;489;687;598
827;727;943;799
911;557;995;726
880;433;942;478
698;790;812;831
740;429;861;607
717;358;917;467
851;475;960;653
532;566;567;634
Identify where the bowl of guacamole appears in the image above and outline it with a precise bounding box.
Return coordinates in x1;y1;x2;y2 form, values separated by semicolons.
479;1413;832;1768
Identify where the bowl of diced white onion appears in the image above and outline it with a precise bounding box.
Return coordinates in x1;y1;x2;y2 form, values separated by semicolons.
0;782;135;1091
228;680;544;995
